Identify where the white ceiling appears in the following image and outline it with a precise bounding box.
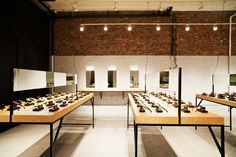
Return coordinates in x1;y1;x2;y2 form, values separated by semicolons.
45;0;236;12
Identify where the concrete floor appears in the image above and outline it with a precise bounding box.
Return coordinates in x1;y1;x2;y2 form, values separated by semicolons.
39;105;236;157
1;104;235;157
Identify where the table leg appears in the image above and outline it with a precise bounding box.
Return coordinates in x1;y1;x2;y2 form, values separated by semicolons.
134;123;138;157
127;100;129;129
53;118;64;145
91;97;95;128
221;125;225;157
195;97;197;107
50;124;53;157
229;107;232;131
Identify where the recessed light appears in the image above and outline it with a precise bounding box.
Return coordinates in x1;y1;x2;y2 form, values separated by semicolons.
104;25;108;31
156;24;161;31
185;25;190;32
80;25;84;32
213;25;218;31
127;25;132;31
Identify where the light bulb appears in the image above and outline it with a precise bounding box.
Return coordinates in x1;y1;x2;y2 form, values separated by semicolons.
156;25;161;31
185;25;190;32
213;25;218;31
127;25;132;31
80;25;84;32
104;25;108;31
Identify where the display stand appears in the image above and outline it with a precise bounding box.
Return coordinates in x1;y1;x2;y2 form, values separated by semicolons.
127;68;225;157
196;94;236;130
80;88;144;99
0;69;94;157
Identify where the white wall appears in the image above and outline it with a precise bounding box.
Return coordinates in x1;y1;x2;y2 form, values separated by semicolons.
14;69;46;91
54;55;231;104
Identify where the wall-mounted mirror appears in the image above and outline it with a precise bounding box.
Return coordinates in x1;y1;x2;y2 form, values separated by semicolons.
66;73;75;85
160;71;169;88
86;70;95;88
130;71;139;88
108;70;117;88
230;74;236;86
46;72;54;88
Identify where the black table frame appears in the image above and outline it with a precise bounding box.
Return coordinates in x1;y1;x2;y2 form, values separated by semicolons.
195;96;234;131
8;97;94;157
133;122;224;157
127;101;225;157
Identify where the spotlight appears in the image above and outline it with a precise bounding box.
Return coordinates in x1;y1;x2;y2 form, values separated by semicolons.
185;25;190;32
80;25;84;32
213;25;218;31
156;24;161;31
104;25;108;31
127;25;132;31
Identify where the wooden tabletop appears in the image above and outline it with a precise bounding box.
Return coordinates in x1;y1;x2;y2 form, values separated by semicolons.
80;88;144;92
0;93;94;123
129;93;224;125
196;94;236;108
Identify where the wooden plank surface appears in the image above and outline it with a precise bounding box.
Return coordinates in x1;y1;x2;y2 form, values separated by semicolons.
80;88;144;92
0;93;94;123
129;93;224;125
196;94;236;108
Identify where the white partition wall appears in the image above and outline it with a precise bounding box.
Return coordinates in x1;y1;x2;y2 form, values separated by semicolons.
54;72;66;87
213;74;230;93
14;69;47;91
54;55;229;104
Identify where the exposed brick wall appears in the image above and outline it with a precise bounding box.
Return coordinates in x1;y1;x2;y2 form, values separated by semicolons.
53;11;236;56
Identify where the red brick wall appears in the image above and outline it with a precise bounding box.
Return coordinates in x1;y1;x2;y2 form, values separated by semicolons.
53;11;236;56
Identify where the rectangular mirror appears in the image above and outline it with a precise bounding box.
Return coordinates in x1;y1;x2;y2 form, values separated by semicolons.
108;70;117;88
86;70;95;88
130;71;139;88
230;74;236;86
160;71;169;88
46;72;54;88
66;73;75;85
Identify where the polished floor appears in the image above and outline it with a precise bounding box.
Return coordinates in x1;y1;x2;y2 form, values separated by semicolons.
1;105;234;157
38;105;236;157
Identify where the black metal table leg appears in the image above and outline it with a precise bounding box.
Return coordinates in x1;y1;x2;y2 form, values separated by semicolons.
197;99;203;107
91;97;95;128
221;125;225;157
208;125;225;157
134;123;138;157
127;100;129;129
53;118;64;146
195;97;197;107
50;124;53;157
99;91;102;99
229;107;232;131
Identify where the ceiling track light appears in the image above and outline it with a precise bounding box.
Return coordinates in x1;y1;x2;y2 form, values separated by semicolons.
104;24;108;31
156;24;161;31
80;25;84;32
185;25;190;31
213;24;218;31
127;25;132;31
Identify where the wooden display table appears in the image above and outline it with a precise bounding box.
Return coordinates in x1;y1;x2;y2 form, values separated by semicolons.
0;93;95;157
80;88;144;99
128;93;225;157
196;94;236;130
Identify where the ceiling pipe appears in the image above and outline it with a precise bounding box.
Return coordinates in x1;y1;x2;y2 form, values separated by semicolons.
81;22;236;26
